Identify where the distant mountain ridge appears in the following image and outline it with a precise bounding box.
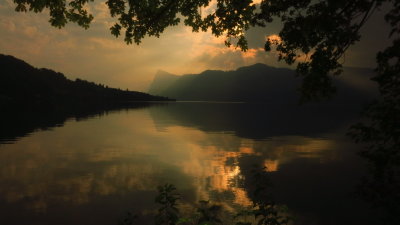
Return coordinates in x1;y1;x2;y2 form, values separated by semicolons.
148;70;180;94
148;63;377;104
0;54;171;110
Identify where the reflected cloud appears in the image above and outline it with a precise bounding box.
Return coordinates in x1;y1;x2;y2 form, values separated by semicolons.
264;159;279;172
0;105;351;222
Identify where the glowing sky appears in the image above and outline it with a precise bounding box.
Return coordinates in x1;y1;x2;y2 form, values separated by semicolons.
0;0;392;92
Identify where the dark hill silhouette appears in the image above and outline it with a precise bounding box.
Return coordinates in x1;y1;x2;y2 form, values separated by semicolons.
148;70;180;94
147;65;378;139
0;54;171;110
148;63;377;104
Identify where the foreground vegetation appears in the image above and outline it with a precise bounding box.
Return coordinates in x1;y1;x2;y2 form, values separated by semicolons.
119;168;291;225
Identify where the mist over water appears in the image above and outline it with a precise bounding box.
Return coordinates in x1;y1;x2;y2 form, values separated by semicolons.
0;102;375;225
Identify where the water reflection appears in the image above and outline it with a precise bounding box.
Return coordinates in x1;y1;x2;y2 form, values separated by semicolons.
0;102;374;225
149;102;361;139
0;102;156;145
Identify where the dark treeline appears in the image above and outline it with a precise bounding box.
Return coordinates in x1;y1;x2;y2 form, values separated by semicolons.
0;53;172;144
0;54;171;111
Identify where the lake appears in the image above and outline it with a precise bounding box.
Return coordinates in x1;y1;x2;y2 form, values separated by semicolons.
0;102;376;225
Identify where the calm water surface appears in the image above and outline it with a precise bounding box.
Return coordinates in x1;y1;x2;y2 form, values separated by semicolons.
0;102;375;225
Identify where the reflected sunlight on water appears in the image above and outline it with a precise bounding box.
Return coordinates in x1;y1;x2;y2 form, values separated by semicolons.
0;103;371;225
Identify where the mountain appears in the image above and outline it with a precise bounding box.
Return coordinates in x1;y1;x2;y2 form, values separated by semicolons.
148;70;180;94
0;54;171;110
148;63;377;104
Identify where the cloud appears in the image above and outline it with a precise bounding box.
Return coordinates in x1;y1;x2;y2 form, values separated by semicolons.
0;19;15;32
0;0;390;92
241;48;263;59
0;1;284;91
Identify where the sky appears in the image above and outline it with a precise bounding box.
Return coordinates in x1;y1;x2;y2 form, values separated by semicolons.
0;0;393;92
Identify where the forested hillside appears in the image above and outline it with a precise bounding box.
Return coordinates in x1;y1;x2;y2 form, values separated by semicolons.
0;54;171;110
